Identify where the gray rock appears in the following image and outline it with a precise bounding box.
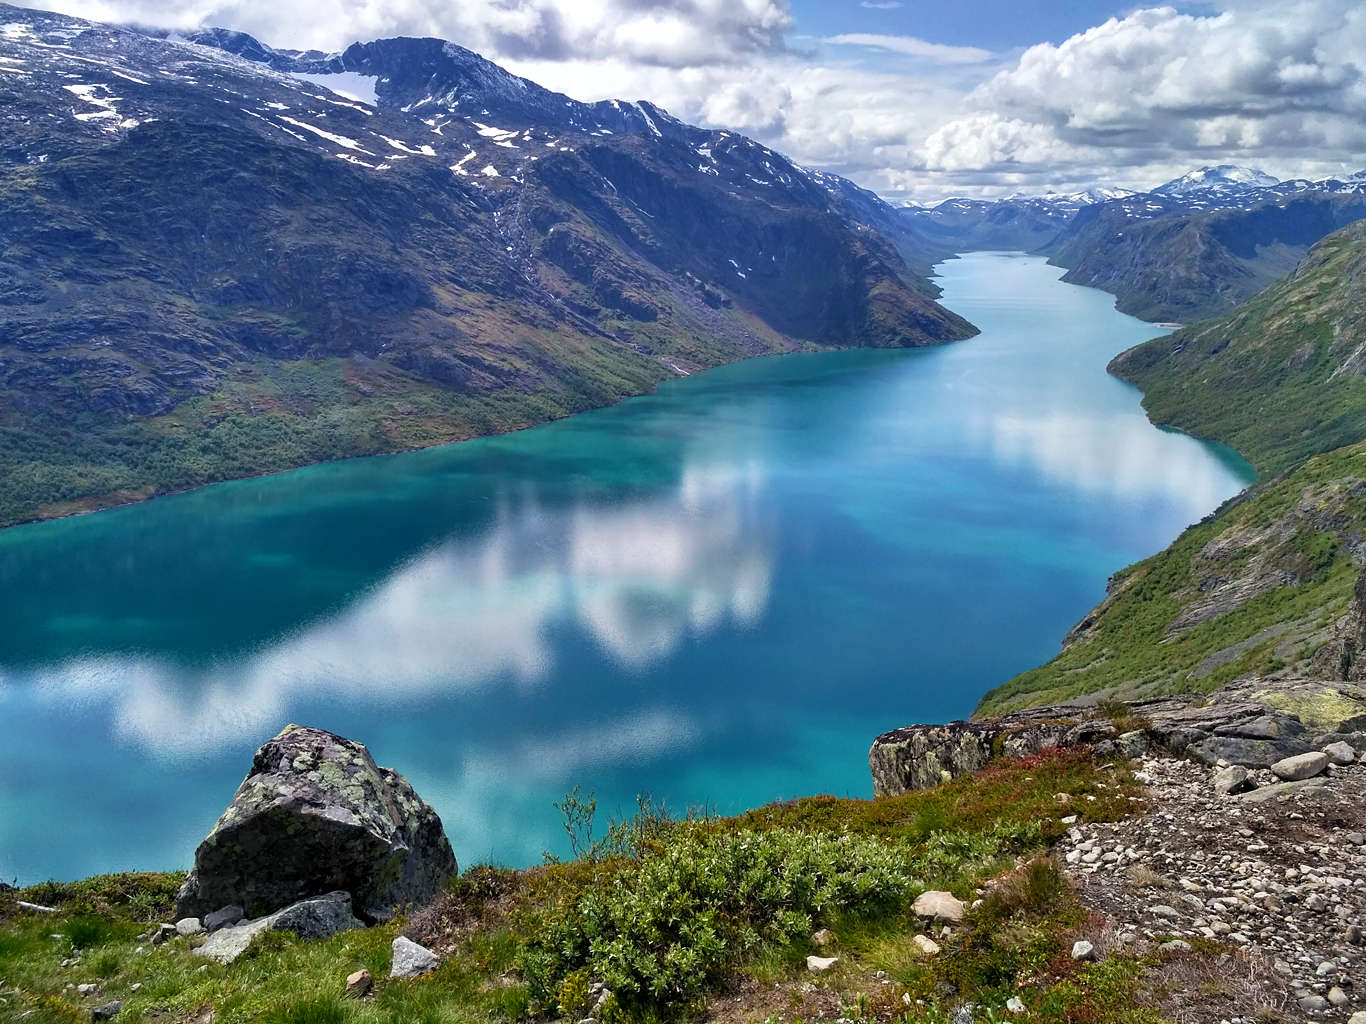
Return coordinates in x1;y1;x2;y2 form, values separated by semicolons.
92;1001;123;1021
391;935;439;979
1270;751;1330;781
805;955;838;972
194;891;364;965
174;918;203;936
913;891;966;923
1329;986;1351;1008
1349;1012;1366;1024
1299;995;1332;1012
176;726;458;921
1323;740;1356;765
1238;777;1330;803
1114;730;1150;758
1159;939;1192;952
1148;905;1181;919
203;906;244;933
1071;940;1095;961
1212;765;1253;796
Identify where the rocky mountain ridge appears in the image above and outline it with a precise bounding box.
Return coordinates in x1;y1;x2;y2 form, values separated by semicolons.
902;165;1366;323
0;3;972;529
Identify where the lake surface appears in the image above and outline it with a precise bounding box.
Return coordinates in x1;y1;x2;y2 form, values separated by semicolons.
0;253;1254;884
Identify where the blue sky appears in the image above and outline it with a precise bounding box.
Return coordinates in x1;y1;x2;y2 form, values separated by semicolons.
21;0;1366;201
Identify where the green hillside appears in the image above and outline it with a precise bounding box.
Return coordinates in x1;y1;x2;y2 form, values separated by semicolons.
1109;219;1366;477
976;441;1366;716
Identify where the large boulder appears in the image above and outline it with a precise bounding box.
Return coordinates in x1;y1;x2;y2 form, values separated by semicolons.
176;726;457;921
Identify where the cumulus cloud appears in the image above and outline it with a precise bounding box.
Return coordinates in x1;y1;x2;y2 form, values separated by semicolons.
922;1;1366;189
14;0;1366;199
26;0;791;67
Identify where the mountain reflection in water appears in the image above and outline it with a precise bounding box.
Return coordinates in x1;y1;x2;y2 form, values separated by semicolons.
0;254;1255;881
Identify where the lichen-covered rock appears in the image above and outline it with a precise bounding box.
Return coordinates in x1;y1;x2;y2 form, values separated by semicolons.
870;677;1366;795
194;891;365;965
177;726;457;921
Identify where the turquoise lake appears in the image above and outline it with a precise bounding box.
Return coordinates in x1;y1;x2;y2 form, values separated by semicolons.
0;253;1255;883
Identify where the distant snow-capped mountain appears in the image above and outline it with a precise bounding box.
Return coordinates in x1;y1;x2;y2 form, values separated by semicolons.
1152;165;1280;195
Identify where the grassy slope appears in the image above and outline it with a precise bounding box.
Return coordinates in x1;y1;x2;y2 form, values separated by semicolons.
1050;193;1366;325
977;442;1366;716
1109;219;1366;478
0;751;1177;1024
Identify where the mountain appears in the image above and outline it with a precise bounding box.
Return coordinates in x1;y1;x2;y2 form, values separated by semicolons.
1108;219;1366;476
901;165;1366;323
901;188;1135;253
1150;164;1280;196
0;4;974;529
1050;190;1366;323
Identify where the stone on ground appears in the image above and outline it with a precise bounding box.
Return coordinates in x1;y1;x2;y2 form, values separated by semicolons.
912;934;941;954
194;892;364;965
1348;1011;1366;1024
1212;764;1252;795
811;928;835;948
1324;740;1356;765
203;906;244;934
912;890;966;923
805;955;838;972
346;969;373;998
92;1001;123;1022
176;725;458;921
175;918;203;936
1270;751;1329;781
1071;940;1095;961
391;936;439;979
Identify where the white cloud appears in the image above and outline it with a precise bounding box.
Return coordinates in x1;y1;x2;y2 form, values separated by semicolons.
825;34;991;64
921;1;1366;190
14;0;1366;199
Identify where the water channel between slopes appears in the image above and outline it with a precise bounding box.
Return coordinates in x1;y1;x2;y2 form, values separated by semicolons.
0;252;1255;883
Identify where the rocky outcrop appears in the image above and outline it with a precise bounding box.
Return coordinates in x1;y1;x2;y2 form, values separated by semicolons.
871;677;1366;796
176;726;457;921
194;891;365;965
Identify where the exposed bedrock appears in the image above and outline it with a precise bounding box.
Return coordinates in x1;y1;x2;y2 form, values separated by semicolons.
870;678;1366;797
176;725;458;921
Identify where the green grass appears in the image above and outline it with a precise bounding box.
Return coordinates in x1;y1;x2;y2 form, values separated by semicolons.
0;751;1177;1024
977;441;1366;715
1110;219;1366;478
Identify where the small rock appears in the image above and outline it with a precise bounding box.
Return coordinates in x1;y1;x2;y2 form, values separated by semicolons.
1212;765;1252;796
811;928;835;949
345;969;373;998
175;918;204;937
1347;833;1365;846
1323;741;1356;765
913;890;966;923
805;955;838;972
1270;751;1329;781
203;906;244;934
92;1001;122;1022
1005;996;1025;1013
1346;924;1365;946
391;936;438;979
1349;1012;1366;1024
129;984;141;993
1329;986;1350;1008
1159;940;1192;953
1148;905;1181;919
77;984;98;995
1299;995;1332;1012
911;934;940;955
1071;940;1095;961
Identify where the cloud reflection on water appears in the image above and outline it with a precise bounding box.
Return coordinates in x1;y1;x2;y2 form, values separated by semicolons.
28;459;772;757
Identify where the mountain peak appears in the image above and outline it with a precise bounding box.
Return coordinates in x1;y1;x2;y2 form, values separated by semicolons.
1153;164;1279;195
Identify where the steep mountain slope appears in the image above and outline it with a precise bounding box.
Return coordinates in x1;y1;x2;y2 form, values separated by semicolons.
0;5;973;528
1109;220;1366;476
977;441;1366;716
902;166;1366;324
1051;192;1366;323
